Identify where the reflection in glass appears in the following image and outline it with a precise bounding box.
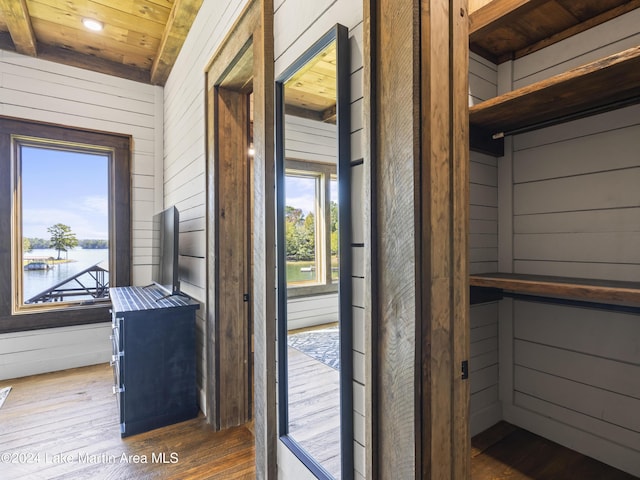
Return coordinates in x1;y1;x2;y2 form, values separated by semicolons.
282;38;342;479
285;173;319;285
330;177;339;283
285;161;341;476
277;24;351;480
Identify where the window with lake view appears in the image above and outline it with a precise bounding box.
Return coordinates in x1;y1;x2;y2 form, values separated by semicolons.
284;160;338;292
19;145;110;306
0;117;131;333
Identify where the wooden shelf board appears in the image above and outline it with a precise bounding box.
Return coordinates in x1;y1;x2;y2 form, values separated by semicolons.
470;273;640;306
469;46;640;136
469;0;640;63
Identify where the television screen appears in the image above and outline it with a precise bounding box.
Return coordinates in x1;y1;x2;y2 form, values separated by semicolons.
151;206;180;295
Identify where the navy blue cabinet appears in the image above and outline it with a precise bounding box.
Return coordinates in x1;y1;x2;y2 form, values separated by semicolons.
110;286;199;437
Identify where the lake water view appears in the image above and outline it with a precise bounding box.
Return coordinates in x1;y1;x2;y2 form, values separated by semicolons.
23;248;109;302
286;260;317;284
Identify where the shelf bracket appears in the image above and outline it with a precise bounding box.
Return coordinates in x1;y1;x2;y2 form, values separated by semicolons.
470;124;504;156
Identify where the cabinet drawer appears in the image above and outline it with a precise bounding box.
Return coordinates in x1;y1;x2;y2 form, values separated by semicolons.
110;285;199;437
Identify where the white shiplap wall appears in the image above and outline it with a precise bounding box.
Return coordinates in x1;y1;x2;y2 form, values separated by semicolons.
162;0;250;411
0;51;163;380
287;294;338;331
285;114;337;163
497;10;640;477
274;0;364;477
285;115;339;332
468;51;501;436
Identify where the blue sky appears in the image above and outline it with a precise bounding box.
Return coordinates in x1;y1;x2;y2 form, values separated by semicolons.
285;175;339;215
286;175;317;215
21;146;109;240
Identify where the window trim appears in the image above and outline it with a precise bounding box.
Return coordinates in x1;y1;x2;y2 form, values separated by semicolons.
284;159;338;298
0;116;131;333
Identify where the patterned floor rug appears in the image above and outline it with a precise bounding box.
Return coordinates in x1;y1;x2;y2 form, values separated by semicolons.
287;325;340;370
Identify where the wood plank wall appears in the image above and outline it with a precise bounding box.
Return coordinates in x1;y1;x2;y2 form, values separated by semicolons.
469;52;499;276
285;115;337;162
161;0;250;412
496;9;640;477
468;51;501;436
273;0;364;478
0;50;162;380
287;294;339;331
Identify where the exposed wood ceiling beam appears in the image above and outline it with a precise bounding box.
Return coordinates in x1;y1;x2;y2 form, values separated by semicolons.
150;0;204;85
0;0;37;56
285;104;337;124
285;104;323;122
37;43;151;84
321;105;337;123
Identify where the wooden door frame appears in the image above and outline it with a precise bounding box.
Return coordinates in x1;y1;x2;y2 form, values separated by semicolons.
213;86;251;428
365;0;470;478
204;1;276;477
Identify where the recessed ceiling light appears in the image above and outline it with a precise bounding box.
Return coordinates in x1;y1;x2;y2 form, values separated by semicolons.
82;18;104;32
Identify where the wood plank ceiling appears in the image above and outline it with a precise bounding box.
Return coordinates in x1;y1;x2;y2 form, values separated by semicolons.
284;41;337;123
0;0;203;85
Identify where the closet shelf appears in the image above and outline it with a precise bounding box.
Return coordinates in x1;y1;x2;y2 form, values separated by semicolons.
469;0;640;64
470;273;640;307
469;46;640;154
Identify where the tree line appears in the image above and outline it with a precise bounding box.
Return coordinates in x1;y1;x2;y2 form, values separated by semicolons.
25;238;108;250
285;202;338;261
23;223;108;259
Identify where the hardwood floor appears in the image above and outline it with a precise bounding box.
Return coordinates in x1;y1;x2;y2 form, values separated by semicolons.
2;364;635;480
0;364;255;480
287;346;341;478
472;421;638;480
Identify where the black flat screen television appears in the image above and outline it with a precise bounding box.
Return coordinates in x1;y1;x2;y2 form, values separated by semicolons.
151;206;180;296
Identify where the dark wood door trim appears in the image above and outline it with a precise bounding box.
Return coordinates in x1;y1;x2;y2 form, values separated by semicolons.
214;86;251;428
204;1;276;478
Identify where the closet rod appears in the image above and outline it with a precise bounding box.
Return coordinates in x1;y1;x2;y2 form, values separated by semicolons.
491;95;640;140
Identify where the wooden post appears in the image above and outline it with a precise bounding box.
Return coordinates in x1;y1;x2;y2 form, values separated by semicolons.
370;0;470;477
253;0;277;477
204;3;277;477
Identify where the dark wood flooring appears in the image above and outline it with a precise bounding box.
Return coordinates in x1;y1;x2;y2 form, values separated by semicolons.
472;421;638;480
0;364;254;480
1;364;636;479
